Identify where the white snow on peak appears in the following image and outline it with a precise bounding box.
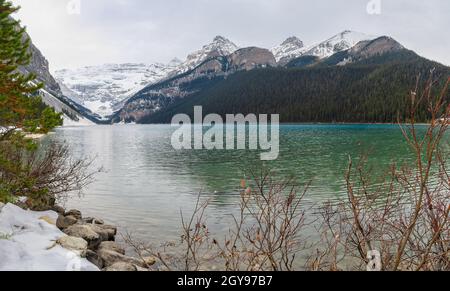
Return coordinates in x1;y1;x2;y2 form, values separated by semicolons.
271;36;305;62
55;62;179;118
170;35;239;75
302;30;377;59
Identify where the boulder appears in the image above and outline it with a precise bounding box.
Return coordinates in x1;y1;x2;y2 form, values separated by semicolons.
98;241;126;255
85;249;103;269
82;217;105;225
143;256;157;267
63;225;101;250
93;218;104;225
89;225;115;242
91;224;117;241
57;236;88;253
52;205;66;215
97;249;145;268
82;217;95;224
98;224;117;235
65;209;82;220
56;215;78;230
104;262;137;272
0;202;5;212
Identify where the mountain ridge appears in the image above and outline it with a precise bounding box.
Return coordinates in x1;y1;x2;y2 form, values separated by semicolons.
53;31;448;124
119;35;449;124
20;31;102;125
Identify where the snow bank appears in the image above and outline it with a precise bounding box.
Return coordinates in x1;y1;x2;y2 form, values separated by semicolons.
0;203;98;271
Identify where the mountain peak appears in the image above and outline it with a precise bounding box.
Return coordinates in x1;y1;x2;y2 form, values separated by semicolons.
208;35;238;51
213;35;230;43
281;36;304;47
271;36;305;64
170;36;239;75
349;36;405;57
302;30;378;59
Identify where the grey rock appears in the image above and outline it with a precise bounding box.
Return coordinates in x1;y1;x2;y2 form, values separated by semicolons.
89;224;116;242
83;217;105;225
0;202;4;212
98;249;145;268
85;249;103;269
56;236;88;253
82;217;95;224
93;218;104;225
65;209;82;220
56;215;78;230
98;241;126;255
20;32;61;96
104;262;137;272
52;205;65;215
63;225;101;250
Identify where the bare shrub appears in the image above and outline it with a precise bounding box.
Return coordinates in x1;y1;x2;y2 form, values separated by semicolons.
0;138;99;209
214;170;310;271
123;194;217;271
124;170;310;271
308;75;450;271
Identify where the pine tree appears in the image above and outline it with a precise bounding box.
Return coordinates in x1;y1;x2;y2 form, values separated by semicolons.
0;0;61;136
0;0;62;203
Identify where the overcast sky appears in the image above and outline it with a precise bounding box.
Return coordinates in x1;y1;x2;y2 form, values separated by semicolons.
12;0;450;72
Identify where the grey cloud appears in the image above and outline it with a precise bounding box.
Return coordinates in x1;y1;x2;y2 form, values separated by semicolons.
12;0;450;70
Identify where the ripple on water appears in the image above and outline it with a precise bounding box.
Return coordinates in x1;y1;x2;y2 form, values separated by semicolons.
47;124;418;244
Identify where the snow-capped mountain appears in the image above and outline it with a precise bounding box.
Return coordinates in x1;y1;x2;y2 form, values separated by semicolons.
55;36;238;119
169;35;239;76
55;61;181;118
56;31;379;121
272;30;377;65
271;36;305;65
302;30;377;59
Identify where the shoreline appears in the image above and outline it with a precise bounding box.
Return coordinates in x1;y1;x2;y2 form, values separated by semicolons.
0;201;155;271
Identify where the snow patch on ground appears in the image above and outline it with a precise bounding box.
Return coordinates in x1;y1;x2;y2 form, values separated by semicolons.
0;203;99;271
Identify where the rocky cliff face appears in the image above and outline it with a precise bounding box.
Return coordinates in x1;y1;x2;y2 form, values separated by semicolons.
18;32;100;124
348;36;404;59
19;33;62;97
229;47;276;71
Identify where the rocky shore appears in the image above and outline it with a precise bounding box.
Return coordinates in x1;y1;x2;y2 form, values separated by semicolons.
0;201;155;271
